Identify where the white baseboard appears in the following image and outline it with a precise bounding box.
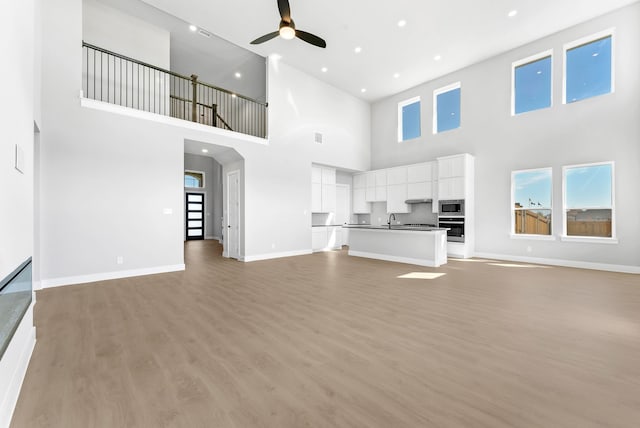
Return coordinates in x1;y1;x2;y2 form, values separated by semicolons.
243;249;312;262
474;252;640;274
205;236;221;242
41;264;186;288
0;304;35;428
349;250;440;268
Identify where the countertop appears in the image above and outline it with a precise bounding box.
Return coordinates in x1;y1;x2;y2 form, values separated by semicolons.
312;224;344;227
344;224;448;232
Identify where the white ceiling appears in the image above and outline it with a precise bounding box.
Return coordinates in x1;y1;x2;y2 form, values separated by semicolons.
140;0;638;102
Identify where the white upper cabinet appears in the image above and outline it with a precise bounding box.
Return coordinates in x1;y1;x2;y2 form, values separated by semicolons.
407;182;432;200
353;188;370;213
387;166;407;185
311;166;322;184
438;155;466;179
353;173;367;189
386;184;411;213
311;165;336;213
407;162;433;183
365;172;376;188
322;168;336;185
375;170;387;187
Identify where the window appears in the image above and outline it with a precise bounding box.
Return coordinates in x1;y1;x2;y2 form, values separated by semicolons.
184;170;205;188
433;82;461;133
397;97;421;142
511;168;552;236
563;162;615;240
564;30;613;104
512;51;552;115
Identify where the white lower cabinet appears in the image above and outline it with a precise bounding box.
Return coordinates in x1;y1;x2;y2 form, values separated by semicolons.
312;226;343;252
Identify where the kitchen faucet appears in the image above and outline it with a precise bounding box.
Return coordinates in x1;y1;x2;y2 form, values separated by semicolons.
387;213;396;229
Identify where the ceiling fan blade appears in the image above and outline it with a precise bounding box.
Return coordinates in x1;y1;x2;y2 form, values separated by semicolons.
295;30;327;48
250;31;280;45
278;0;291;22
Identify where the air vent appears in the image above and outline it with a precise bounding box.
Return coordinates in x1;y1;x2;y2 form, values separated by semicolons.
314;132;323;144
198;29;212;38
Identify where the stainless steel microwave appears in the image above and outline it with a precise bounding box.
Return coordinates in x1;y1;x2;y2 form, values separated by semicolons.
439;200;465;216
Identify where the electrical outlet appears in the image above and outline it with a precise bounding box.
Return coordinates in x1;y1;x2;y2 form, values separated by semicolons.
116;256;124;265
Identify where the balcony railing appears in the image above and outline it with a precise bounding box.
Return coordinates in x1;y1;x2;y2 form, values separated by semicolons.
82;42;267;138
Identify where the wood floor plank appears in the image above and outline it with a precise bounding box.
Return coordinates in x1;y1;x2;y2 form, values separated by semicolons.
10;241;640;427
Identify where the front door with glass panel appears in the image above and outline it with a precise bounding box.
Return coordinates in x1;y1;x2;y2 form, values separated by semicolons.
186;193;204;240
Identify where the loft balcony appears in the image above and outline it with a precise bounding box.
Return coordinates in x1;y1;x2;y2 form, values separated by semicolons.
81;42;268;139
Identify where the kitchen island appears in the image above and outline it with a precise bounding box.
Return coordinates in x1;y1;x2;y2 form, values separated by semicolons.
344;225;448;267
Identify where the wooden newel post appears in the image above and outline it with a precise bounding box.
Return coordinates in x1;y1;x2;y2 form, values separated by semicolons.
190;74;198;123
212;103;218;127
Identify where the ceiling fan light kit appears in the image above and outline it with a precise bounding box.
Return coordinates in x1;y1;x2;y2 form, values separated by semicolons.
251;0;326;48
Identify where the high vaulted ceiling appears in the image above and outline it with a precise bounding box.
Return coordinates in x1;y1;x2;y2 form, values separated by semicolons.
141;0;639;102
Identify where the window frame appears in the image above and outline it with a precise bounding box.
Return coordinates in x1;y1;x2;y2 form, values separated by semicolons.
562;28;615;105
510;167;555;240
184;170;206;189
397;96;421;143
511;49;553;116
561;161;617;243
432;82;461;134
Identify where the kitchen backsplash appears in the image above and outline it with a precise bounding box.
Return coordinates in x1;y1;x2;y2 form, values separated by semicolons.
368;202;437;226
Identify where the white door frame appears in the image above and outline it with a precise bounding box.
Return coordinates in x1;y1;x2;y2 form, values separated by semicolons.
225;169;241;259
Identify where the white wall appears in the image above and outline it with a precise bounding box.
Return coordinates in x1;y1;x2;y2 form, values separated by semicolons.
83;0;170;68
39;0;371;282
0;0;38;424
370;4;640;271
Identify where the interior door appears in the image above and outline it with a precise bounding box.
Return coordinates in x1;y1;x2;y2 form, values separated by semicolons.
335;184;351;247
226;170;240;259
186;193;204;240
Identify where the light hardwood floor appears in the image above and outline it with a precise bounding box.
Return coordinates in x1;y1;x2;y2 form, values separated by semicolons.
11;241;640;427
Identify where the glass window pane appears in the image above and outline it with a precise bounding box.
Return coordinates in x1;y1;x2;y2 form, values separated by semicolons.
188;220;202;228
566;209;612;237
565;164;612;208
184;172;204;188
513;169;552;209
188;212;203;220
436;88;461;132
187;194;203;202
566;36;612;103
514;209;552;235
514;56;551;114
188;229;202;236
402;101;421;141
188;203;202;211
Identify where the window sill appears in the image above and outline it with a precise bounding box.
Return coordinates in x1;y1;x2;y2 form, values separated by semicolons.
510;234;556;241
560;236;618;244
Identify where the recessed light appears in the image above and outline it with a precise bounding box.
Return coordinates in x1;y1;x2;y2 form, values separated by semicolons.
201;149;208;153
354;46;362;54
397;20;407;27
434;55;442;61
321;67;328;73
508;10;518;18
189;24;197;32
231;93;237;98
361;88;367;93
234;72;242;79
393;73;400;78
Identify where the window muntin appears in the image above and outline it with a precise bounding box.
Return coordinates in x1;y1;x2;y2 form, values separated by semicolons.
397;97;421;142
564;31;613;104
563;162;614;239
512;168;552;236
433;83;461;134
184;170;205;188
512;52;552;115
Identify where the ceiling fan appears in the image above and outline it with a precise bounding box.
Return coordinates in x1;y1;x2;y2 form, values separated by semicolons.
250;0;327;48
